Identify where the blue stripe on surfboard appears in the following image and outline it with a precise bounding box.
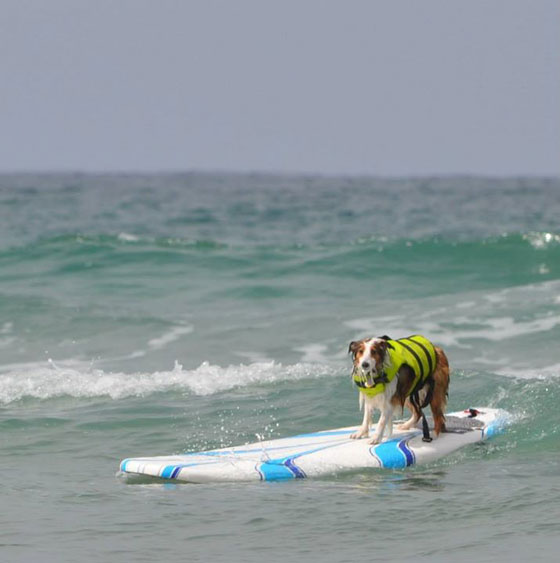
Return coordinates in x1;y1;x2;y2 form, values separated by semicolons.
258;456;307;481
123;439;350;479
126;429;419;477
178;425;432;459
257;462;299;481
159;440;351;481
370;434;419;469
289;429;360;439
160;461;221;479
284;457;306;478
257;441;351;481
181;433;359;458
398;440;415;466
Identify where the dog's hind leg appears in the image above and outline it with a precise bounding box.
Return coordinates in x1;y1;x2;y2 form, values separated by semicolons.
394;366;418;431
429;347;450;436
396;398;421;430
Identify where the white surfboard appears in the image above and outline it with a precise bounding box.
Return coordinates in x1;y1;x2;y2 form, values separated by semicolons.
119;407;510;483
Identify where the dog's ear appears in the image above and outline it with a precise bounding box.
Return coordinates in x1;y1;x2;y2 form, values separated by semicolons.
376;339;388;354
348;341;360;355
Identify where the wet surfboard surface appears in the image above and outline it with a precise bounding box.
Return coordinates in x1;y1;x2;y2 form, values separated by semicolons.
119;407;510;483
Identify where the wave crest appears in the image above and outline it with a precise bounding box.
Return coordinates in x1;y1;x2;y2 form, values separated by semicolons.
0;359;340;404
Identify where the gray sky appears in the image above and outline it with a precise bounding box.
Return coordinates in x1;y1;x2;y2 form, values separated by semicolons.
1;0;558;176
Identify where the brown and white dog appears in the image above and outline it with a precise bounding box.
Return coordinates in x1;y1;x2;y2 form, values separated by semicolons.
348;336;450;444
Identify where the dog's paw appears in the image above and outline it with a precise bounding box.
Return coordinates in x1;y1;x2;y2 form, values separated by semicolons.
396;422;413;431
350;430;369;439
369;435;382;445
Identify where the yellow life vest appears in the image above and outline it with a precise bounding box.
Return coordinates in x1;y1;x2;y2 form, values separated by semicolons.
353;335;437;398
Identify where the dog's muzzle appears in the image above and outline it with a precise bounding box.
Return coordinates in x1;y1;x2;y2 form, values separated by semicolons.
353;366;377;388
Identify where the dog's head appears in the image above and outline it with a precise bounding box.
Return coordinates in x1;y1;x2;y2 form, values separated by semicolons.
348;338;388;387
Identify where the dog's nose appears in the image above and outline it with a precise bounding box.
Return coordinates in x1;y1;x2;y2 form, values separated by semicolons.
361;361;370;370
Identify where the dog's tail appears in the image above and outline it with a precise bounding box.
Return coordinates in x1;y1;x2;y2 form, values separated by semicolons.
430;346;450;435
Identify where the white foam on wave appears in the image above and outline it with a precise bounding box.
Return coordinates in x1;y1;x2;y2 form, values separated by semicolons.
347;313;560;349
234;350;274;363
293;343;329;363
0;358;340;405
117;232;140;242
495;362;560;379
523;232;560;249
345;280;560;348
115;323;194;360
147;324;194;350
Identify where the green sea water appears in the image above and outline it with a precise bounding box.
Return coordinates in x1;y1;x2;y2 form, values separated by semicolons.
1;173;559;562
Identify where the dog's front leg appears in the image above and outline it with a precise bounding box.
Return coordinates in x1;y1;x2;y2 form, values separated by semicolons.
350;397;371;439
370;406;393;444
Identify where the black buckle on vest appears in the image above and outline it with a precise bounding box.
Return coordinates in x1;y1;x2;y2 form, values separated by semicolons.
372;372;389;385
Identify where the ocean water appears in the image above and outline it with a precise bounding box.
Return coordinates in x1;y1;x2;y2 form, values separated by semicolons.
1;173;559;562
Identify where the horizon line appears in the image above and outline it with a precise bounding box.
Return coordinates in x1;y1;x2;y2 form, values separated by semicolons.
0;168;558;181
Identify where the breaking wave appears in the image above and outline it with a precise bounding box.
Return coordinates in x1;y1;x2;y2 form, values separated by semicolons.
0;359;341;404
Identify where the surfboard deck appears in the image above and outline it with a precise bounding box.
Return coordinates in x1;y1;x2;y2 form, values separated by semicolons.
119;407;510;483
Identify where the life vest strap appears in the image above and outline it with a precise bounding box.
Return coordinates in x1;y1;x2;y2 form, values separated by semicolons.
409;380;434;442
420;411;432;443
353;371;389;389
411;374;435;409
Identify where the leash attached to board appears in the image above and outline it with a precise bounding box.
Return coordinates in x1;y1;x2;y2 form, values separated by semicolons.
410;376;435;442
